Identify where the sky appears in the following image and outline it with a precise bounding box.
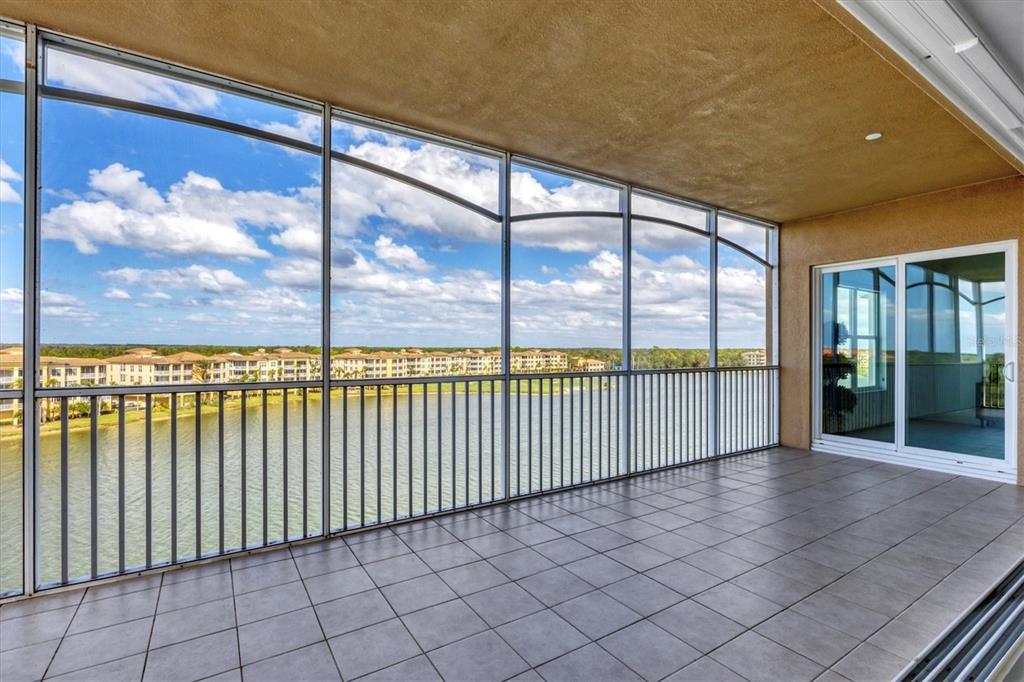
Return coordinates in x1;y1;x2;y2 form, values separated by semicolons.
0;35;769;352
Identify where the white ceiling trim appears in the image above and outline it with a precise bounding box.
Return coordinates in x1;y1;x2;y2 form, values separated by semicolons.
839;0;1024;165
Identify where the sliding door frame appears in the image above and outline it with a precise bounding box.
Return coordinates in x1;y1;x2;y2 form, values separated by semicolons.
812;240;1018;483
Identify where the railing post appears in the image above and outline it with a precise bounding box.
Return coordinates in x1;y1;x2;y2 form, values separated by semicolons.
320;103;332;535
500;153;511;501
709;208;719;457
22;23;39;597
621;186;631;476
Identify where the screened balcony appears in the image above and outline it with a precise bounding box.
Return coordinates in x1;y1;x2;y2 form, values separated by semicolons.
1;6;1023;682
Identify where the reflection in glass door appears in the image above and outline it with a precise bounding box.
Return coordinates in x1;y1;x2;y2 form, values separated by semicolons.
905;252;1007;460
820;266;896;443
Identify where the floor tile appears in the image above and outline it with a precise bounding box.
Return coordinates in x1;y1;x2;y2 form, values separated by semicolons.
644;560;723;596
791;591;889;640
488;547;557;580
505;522;563;546
47;652;146;682
328;618;421;679
0;606;76;651
463;582;545;627
399;525;458;552
664;656;746;681
416;542;481;572
553;590;642;639
0;638;60;682
303;566;375;604
694;582;782;627
438;561;509;596
599;620;700;681
293;546;360;579
497;609;588;667
242;642;340;682
149;596;235;648
536;642;642;682
605;542;674;572
640;532;705;559
360;654;441;682
532;537;596;565
682;548;756;580
347;536;412;564
518;567;594;606
428;631;529;682
710;631;824;682
156;572;232;613
316;588;395;638
364;553;432;587
232;558;300;595
401;599;488;651
651;599;745;653
731;567;819;607
755;609;860;667
832;642;910;682
234;580;311;625
574;527;633;552
564;554;635;588
602;574;684;616
464;531;527;558
143;629;239;682
381;574;457;615
49;618;152;677
238;606;324;665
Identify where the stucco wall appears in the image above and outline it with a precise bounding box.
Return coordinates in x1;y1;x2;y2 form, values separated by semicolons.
778;176;1024;483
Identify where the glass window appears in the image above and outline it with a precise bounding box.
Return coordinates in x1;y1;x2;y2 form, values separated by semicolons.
511;164;623;372
717;242;768;366
0;22;24;597
631;201;711;368
330;119;501;378
1;23;24;353
631;193;707;231
38;48;323;385
718;214;767;261
44;45;321;145
332;119;499;213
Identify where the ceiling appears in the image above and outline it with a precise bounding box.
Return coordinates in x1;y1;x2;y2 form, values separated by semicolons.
0;0;1019;222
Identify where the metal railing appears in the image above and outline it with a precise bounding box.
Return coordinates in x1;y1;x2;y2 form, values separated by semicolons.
0;366;779;596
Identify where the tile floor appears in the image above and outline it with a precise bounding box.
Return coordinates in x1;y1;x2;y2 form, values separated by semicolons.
2;447;1022;682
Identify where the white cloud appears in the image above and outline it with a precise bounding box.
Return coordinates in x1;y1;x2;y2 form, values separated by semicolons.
41;290;95;321
144;291;173;300
102;264;247;293
47;48;220;113
41;163;324;259
104;288;132;300
0;159;20;182
256;113;322;145
373;236;431;272
0;158;21;204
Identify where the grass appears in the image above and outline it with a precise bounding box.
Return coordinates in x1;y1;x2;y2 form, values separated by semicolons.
7;377;612;439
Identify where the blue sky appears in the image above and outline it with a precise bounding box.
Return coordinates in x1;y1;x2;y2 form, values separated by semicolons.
0;37;769;352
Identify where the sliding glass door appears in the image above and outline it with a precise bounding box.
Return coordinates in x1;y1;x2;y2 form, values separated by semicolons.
815;242;1017;479
904;251;1008;460
819;264;896;443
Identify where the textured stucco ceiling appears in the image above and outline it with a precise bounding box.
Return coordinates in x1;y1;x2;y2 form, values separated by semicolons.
0;0;1019;222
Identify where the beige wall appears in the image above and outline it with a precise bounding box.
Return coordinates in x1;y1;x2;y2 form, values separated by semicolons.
778;176;1024;483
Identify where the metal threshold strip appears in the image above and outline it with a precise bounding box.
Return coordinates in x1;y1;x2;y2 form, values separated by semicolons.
903;558;1024;682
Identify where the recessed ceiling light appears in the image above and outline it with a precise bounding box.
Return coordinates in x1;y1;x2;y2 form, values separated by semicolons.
865;132;883;141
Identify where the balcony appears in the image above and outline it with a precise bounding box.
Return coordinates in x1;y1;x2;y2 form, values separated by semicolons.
1;445;1021;681
2;1;1023;680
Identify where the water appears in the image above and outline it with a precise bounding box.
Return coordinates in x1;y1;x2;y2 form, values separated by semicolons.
0;373;763;593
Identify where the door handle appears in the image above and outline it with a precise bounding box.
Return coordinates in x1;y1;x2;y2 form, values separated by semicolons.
1005;362;1015;383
